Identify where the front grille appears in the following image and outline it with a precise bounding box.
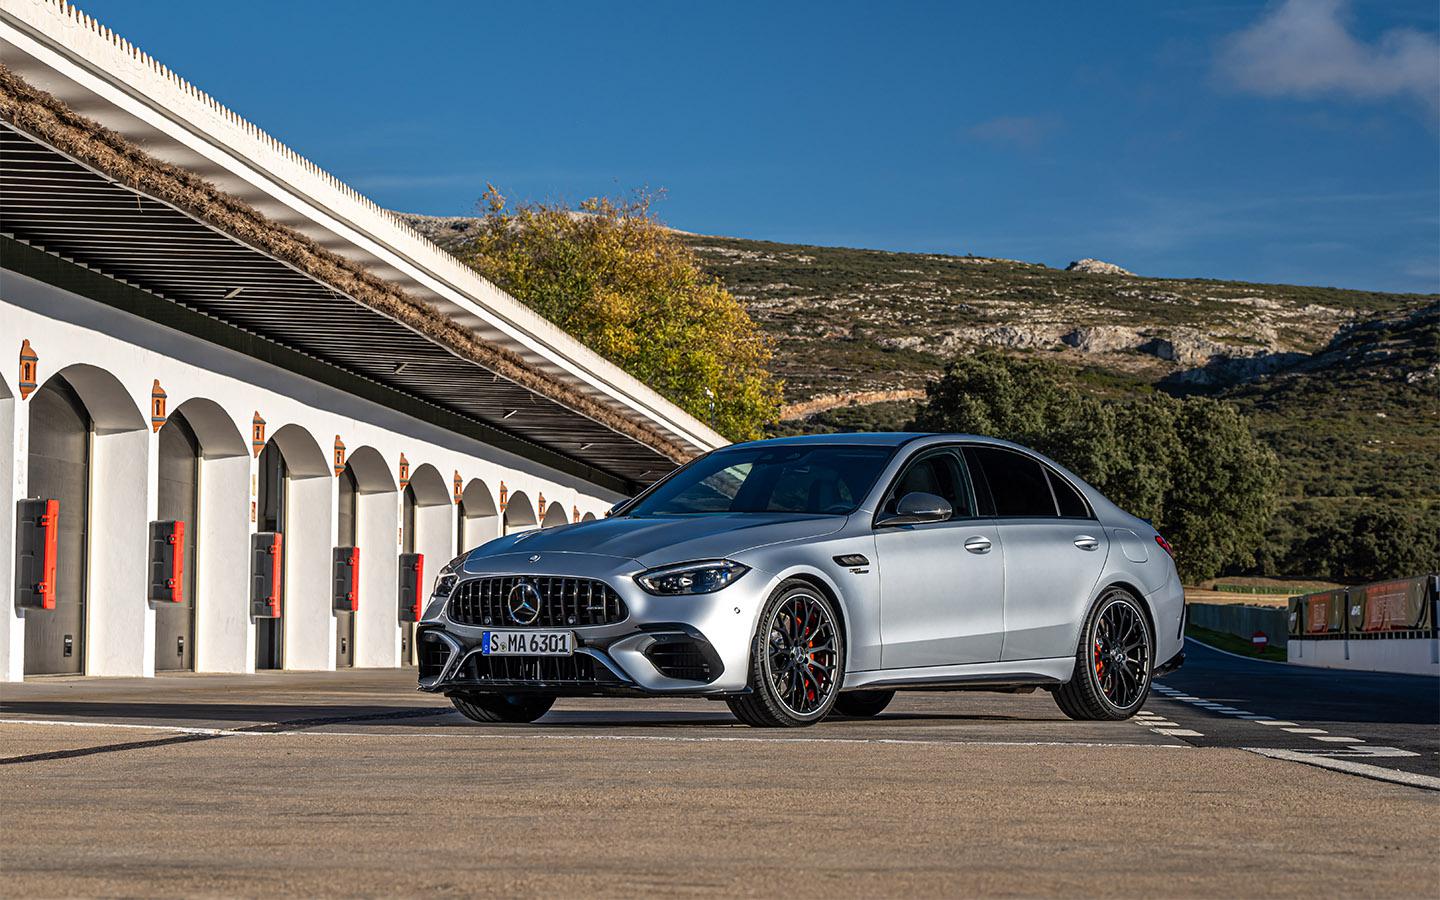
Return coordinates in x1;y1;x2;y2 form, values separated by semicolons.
460;652;617;686
645;640;716;682
448;576;628;628
417;629;452;680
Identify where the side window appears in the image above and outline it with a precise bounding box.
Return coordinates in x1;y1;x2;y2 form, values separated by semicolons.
1047;469;1092;519
883;450;975;519
966;447;1057;517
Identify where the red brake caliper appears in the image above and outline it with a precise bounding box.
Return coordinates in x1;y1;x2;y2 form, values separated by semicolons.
805;622;817;704
1094;640;1104;679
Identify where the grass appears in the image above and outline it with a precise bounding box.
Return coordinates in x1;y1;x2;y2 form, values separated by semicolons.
1184;624;1288;662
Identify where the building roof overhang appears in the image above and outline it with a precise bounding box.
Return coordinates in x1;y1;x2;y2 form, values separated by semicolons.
0;0;726;488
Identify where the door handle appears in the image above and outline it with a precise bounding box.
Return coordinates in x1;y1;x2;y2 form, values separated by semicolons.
964;537;992;554
1074;536;1100;551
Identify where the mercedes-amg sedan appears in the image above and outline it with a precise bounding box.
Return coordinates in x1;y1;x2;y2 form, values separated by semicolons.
417;433;1185;727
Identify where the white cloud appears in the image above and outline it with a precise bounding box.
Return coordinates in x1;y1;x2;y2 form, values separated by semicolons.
1218;0;1439;122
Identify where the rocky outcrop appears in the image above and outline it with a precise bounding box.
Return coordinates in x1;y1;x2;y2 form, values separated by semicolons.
1066;258;1133;276
1061;325;1143;353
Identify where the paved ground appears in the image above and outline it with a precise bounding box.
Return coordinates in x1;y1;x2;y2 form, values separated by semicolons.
1;645;1436;897
1147;639;1440;778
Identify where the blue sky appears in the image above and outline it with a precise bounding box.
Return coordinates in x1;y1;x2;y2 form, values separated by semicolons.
78;1;1439;293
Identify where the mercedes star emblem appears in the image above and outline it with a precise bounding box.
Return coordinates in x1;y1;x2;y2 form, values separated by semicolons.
529;554;541;562
507;580;542;625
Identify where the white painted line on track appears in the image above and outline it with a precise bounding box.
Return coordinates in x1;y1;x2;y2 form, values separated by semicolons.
1310;736;1364;743
0;718;1194;751
1155;729;1204;737
0;718;245;736
1245;747;1440;791
1255;720;1298;727
1283;727;1327;734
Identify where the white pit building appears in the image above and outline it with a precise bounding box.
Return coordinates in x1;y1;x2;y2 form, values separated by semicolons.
0;0;723;681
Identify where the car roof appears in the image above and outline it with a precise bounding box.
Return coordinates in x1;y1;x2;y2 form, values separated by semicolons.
723;432;997;451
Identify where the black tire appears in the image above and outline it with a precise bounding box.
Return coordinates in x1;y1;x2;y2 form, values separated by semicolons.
1053;587;1154;721
451;692;555;724
832;690;895;718
727;580;845;728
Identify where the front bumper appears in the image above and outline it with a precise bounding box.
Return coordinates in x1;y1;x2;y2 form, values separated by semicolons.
416;551;767;696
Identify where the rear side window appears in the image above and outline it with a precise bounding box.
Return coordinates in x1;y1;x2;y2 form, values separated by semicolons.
965;447;1057;517
1048;470;1092;518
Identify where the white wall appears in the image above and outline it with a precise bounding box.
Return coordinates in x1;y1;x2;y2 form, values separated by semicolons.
2;272;623;681
1288;639;1440;677
85;427;149;676
0;379;16;681
355;490;399;668
280;473;334;671
194;453;251;673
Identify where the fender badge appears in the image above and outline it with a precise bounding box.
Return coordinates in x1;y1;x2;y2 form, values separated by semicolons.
529;554;541;563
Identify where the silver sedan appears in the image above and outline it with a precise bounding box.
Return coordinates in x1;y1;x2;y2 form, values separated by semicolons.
417;433;1185;727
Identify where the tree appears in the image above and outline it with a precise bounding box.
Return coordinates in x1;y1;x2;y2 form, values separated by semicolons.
908;351;1279;583
455;188;781;441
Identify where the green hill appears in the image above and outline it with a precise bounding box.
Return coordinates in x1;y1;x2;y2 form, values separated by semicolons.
402;213;1439;580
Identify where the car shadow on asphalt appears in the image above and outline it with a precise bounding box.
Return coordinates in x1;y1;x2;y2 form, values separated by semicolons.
0;700;1055;731
0;700;455;729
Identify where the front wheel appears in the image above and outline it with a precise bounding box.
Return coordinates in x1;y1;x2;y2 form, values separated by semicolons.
727;580;845;728
1053;588;1153;721
451;692;555;724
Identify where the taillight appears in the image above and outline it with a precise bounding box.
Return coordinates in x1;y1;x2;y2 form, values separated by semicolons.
1154;534;1174;557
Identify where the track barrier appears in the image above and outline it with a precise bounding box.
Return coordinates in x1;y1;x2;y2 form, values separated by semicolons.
1288;575;1438;642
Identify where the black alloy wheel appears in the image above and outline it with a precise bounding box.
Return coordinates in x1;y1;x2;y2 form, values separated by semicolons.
1053;588;1153;721
728;581;844;727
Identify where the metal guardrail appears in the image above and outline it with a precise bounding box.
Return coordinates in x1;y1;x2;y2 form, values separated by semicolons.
1288;575;1439;641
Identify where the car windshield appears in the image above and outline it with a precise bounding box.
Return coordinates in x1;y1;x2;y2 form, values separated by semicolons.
625;445;896;517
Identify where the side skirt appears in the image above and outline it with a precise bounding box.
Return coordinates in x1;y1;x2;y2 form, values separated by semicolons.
842;656;1074;692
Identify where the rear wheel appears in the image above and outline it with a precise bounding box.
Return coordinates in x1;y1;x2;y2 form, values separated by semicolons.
450;692;555;724
727;580;844;728
832;689;894;718
1053;588;1153;721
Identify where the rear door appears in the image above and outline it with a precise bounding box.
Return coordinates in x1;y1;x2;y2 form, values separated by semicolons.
874;447;1005;669
964;446;1109;662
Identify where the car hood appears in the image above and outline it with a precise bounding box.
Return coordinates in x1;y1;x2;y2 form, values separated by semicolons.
467;513;848;569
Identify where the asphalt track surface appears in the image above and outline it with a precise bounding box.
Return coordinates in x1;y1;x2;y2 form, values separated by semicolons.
1;641;1436;897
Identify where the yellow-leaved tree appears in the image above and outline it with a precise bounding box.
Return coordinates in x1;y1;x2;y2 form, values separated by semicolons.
456;188;781;441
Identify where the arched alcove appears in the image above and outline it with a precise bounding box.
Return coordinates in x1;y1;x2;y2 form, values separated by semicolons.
581;512;597;522
503;490;538;534
255;423;332;672
337;446;400;669
159;398;251;674
336;445;398;670
401;462;451;665
541;502;571;528
25;365;147;677
458;478;499;553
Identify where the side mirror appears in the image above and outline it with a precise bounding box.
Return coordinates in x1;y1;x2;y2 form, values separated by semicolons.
605;500;628;519
876;492;952;527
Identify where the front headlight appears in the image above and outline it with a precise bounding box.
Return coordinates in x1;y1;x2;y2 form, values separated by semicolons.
635;559;750;596
433;554;466;599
